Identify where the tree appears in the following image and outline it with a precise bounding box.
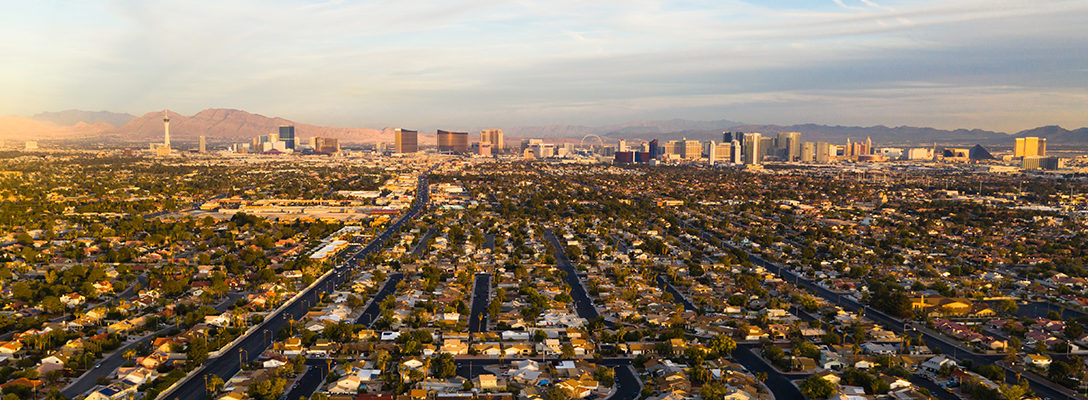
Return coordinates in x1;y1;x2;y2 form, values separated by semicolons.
208;375;225;392
593;366;615;387
799;375;835;399
1065;323;1084;341
15;232;32;246
999;381;1029;400
700;383;730;400
708;334;736;357
561;343;576;358
41;296;64;314
431;353;456;378
187;337;209;366
12;282;32;301
547;386;572;400
997;299;1019;315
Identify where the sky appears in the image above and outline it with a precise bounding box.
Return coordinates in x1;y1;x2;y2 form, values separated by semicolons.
1;0;1087;132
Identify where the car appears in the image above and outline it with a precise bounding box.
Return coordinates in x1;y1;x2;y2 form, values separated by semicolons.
96;363;102;368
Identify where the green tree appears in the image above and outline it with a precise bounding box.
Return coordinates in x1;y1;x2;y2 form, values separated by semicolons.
187;337;209;365
41;296;64;314
799;375;835;399
431;353;457;378
547;386;572;400
999;381;1029;400
708;334;736;357
593;366;615;387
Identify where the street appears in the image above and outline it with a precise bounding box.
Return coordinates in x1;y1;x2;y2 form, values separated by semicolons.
149;173;430;400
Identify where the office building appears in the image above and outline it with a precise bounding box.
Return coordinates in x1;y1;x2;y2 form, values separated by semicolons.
730;140;742;164
437;130;469;153
777;132;802;161
742;133;762;165
759;137;776;158
1014;137;1046;157
395;129;418;153
279;126;296;150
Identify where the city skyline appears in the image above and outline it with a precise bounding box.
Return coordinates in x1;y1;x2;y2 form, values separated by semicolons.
3;0;1088;133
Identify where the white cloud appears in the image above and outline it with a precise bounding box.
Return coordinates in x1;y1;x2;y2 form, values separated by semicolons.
0;0;1085;132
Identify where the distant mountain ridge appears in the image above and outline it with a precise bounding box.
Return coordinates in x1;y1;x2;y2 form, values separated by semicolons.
4;108;1087;146
508;119;742;139
111;109;388;144
32;110;135;127
513;120;1088;146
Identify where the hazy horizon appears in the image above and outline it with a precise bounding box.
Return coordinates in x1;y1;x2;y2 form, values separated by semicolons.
4;0;1088;133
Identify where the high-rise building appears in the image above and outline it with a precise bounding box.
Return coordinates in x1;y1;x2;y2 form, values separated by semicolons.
395;129;418;153
279;126;296;150
759;137;776;158
649;139;660;160
198;136;206;153
777;132;802;161
682;138;702;159
1014;137;1046;157
614;151;634;164
478;142;492;156
815;142;830;163
437;130;469;153
480;129;503;152
723;131;735;143
742;133;762;165
617;139;628;152
315;137;340;154
707;141;732;164
730;140;742;164
662;140;681;158
801;142;815;162
1022;155;1061;170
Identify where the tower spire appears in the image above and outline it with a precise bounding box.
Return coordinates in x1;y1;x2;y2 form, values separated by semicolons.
163;110;171;149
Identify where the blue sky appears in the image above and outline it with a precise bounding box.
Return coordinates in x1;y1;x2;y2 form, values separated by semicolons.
2;0;1086;132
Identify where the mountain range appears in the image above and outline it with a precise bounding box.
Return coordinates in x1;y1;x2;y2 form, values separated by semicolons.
2;108;1087;147
32;110;136;127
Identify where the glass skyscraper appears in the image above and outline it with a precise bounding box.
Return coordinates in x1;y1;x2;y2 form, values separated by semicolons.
279;125;296;150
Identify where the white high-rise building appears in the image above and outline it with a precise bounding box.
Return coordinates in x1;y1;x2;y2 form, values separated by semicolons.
742;133;762;165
